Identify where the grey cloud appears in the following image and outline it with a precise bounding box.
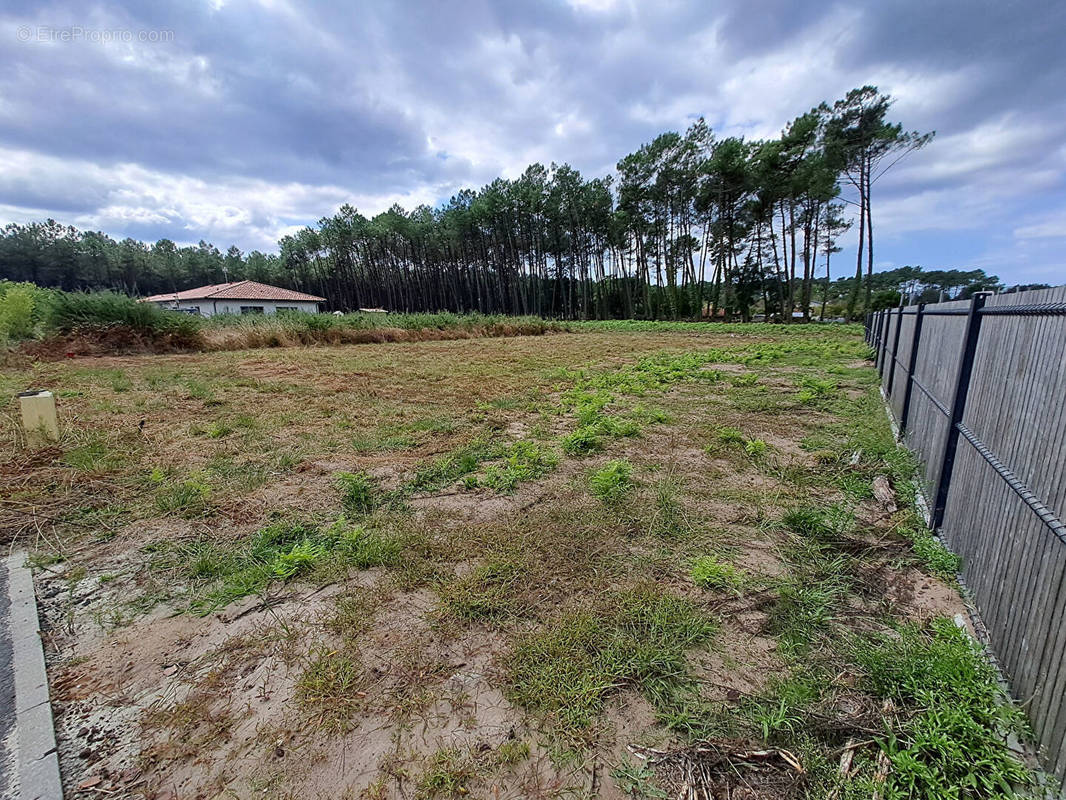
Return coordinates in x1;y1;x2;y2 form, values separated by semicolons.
0;0;1062;282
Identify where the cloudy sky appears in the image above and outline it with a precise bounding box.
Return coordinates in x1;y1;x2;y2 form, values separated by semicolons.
2;0;1064;284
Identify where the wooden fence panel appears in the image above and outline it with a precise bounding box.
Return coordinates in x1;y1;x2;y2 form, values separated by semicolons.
868;286;1066;785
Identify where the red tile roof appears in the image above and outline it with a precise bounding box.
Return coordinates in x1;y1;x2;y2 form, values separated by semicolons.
142;281;325;304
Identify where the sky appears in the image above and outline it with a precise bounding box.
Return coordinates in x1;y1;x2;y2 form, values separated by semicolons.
1;0;1064;285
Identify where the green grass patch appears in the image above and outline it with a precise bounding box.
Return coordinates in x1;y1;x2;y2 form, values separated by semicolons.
437;559;526;621
506;587;716;732
482;440;558;492
409;437;504;492
852;620;1034;799
334;470;381;515
181;518;403;614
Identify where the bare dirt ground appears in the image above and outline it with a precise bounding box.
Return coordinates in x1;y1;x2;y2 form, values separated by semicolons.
0;328;974;799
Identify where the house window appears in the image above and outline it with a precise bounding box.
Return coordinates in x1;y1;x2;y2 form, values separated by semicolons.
276;306;298;312
240;306;265;314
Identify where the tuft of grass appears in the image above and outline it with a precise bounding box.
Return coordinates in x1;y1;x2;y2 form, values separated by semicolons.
768;557;850;657
893;509;962;581
743;438;769;458
611;756;669;799
155;475;212;517
648;475;688;537
796;375;840;406
588;459;633;504
689;556;744;592
409;437;503;491
414;742;530;799
295;645;365;726
716;426;746;445
506;587;716;732
744;671;823;742
437;559;525;621
730;372;760;387
334;470;379;515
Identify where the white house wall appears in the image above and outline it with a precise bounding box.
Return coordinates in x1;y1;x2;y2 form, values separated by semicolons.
158;300;320;317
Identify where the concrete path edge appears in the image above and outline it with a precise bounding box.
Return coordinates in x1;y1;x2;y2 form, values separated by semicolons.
6;553;62;800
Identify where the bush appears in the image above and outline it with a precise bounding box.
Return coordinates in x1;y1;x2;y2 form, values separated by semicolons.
44;290;201;338
0;281;43;342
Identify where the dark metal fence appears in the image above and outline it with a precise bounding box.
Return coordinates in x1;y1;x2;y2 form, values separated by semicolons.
865;285;1066;784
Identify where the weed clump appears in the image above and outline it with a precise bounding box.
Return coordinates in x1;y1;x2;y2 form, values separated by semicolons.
182;518;403;614
483;440;558;492
562;426;603;455
689;556;744;591
588;459;633;504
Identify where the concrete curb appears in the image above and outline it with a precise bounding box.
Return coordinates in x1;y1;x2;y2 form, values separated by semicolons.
6;553;62;800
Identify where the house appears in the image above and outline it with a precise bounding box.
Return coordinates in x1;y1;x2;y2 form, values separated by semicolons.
141;281;325;317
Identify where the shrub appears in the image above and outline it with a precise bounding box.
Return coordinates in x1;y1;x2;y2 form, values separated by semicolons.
0;281;43;342
44;290;201;338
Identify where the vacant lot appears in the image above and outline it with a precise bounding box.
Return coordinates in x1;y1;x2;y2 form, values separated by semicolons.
0;324;1033;799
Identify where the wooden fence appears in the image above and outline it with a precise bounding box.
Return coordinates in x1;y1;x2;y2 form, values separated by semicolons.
866;285;1066;784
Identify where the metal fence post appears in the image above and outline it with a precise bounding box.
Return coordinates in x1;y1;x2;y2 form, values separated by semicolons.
931;293;988;529
898;303;925;436
882;309;891;379
886;306;905;395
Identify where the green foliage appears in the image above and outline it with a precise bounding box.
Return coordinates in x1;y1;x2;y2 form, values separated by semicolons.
610;757;669;799
482;440;558;492
689;556;744;591
796;375;840;405
894;509;962;581
155;475;212;517
745;671;822;742
409;437;504;491
730;372;759;387
588;459;633;504
853;620;1034;798
561;426;604;455
716;426;745;445
506;588;716;731
179;518;403;614
44;290;201;338
0;281;43;342
743;438;769;458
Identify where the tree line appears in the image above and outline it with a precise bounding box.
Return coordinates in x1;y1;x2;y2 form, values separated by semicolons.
1;86;960;321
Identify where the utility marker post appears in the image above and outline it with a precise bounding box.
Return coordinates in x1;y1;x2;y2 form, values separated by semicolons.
18;390;59;444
